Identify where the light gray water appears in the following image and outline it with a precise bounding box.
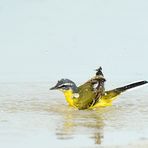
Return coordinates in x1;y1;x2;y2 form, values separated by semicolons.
0;82;148;148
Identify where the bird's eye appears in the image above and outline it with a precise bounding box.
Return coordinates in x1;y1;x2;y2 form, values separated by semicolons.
61;85;66;88
58;84;67;89
58;84;65;88
57;83;72;90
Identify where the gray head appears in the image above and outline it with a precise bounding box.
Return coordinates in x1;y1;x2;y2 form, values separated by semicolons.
50;79;78;93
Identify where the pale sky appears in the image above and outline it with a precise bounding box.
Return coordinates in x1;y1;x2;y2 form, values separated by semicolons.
0;0;148;83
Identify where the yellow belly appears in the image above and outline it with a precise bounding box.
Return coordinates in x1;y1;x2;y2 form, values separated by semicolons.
89;96;118;109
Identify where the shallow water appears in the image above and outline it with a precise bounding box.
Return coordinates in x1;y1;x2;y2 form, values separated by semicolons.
0;82;148;148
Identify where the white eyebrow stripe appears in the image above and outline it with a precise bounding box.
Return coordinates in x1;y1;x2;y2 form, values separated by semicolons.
58;83;73;87
58;84;64;87
64;83;73;86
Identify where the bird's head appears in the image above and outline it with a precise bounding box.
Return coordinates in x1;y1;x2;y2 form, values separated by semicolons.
50;79;78;93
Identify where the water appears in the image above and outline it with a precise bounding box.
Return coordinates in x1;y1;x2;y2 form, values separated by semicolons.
0;82;148;148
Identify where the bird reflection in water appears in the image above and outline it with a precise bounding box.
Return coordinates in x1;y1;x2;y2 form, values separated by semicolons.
55;107;105;145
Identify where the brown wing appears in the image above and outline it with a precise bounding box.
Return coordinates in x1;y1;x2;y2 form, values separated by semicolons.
90;74;106;106
76;67;106;109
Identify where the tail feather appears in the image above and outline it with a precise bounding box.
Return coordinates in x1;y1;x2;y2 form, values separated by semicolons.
115;80;148;92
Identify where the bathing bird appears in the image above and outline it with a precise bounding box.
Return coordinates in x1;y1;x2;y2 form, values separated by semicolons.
50;67;148;110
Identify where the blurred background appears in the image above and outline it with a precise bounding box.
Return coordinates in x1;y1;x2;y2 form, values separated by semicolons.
0;0;148;84
0;1;148;148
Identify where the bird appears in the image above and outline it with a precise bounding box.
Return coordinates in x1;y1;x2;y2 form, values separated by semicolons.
50;67;148;110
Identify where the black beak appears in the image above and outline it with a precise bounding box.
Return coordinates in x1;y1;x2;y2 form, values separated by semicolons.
50;85;58;90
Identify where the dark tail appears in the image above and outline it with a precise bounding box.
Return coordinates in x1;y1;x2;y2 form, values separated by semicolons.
115;80;148;92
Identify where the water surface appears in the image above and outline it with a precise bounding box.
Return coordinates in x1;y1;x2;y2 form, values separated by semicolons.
0;82;148;148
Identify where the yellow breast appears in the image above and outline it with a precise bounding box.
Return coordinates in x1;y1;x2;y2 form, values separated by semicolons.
63;90;76;107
